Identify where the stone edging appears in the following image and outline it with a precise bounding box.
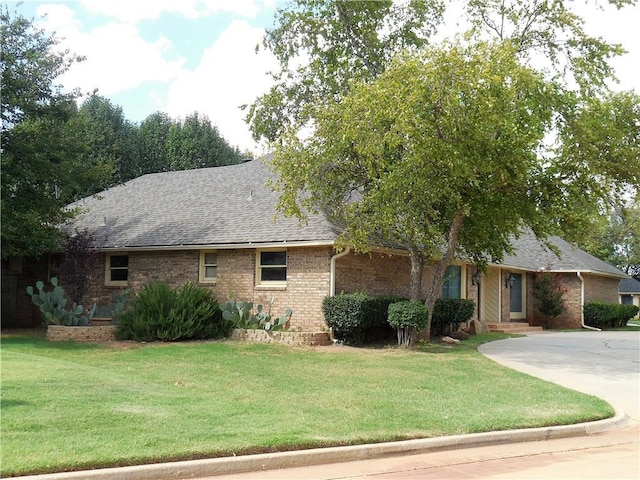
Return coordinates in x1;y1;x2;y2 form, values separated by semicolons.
46;325;117;342
231;328;331;346
44;326;331;346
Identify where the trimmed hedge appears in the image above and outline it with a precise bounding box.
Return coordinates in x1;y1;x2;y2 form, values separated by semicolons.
431;298;475;337
323;294;476;344
117;282;232;341
322;293;404;345
583;301;639;329
387;301;428;330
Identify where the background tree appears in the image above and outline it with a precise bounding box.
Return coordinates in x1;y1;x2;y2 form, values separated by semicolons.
138;112;173;176
581;197;640;279
166;112;243;171
77;94;140;186
0;7;109;259
246;0;446;143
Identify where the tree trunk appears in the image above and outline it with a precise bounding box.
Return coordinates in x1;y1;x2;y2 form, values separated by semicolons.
422;211;465;342
408;248;425;303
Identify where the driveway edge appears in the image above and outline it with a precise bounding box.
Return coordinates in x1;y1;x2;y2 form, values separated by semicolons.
17;410;630;480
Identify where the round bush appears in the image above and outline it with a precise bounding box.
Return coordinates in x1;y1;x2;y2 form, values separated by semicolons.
387;301;428;330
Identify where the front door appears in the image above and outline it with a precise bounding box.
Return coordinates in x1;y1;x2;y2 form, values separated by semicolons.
509;272;526;320
480;267;500;322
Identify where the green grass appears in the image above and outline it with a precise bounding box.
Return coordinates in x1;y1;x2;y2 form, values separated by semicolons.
0;331;613;477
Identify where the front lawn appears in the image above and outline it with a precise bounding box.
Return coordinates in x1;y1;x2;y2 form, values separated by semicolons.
0;332;613;477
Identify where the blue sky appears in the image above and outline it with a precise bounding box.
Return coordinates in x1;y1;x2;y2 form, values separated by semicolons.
8;0;640;154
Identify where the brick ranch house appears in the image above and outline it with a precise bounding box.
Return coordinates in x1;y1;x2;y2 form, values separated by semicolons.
3;158;628;331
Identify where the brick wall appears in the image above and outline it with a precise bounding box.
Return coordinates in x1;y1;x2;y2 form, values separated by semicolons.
584;275;620;304
83;247;333;332
334;251;411;297
527;273;619;329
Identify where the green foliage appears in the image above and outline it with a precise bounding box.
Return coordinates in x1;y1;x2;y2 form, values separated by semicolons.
247;0;445;143
0;8;112;258
26;277;95;326
532;272;567;327
321;293;372;345
165;112;243;172
387;301;429;347
94;290;130;323
322;293;406;345
220;299;292;331
431;298;475;337
580;196;640;279
116;282;230;341
583;302;640;329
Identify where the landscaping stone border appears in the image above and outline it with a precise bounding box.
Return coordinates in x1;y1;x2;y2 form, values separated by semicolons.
44;326;330;346
46;325;116;342
231;329;331;346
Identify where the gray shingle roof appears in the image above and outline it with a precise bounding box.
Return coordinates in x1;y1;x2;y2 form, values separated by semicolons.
67;158;626;278
501;232;626;277
620;277;640;293
68;159;339;249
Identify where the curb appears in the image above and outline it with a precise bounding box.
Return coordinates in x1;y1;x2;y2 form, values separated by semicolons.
17;409;630;480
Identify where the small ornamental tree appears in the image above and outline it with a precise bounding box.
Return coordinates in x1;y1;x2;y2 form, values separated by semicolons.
532;272;567;328
56;230;97;304
387;301;428;347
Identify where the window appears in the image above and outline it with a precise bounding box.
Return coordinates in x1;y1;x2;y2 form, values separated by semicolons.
106;254;128;286
200;251;218;283
441;265;462;299
257;250;287;286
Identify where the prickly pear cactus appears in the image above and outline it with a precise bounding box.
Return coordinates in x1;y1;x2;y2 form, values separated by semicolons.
26;277;94;326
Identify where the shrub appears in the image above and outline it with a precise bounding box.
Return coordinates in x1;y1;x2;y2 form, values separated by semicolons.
431;298;475;337
322;293;405;345
387;301;428;347
583;302;639;329
117;282;231;341
322;293;371;345
365;295;406;342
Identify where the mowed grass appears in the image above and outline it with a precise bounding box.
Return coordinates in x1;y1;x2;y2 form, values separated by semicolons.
0;332;613;476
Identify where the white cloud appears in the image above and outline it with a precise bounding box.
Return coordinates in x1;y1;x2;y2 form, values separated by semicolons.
77;0;264;21
36;4;186;96
164;20;278;153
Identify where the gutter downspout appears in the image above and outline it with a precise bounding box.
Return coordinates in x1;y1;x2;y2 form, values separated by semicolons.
330;246;351;297
577;271;601;331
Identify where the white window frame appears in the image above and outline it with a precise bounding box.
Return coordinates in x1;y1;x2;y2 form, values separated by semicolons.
256;249;287;287
105;253;128;286
199;251;218;284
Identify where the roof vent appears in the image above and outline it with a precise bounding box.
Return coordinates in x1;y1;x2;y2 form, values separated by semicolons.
247;190;253;201
99;216;107;227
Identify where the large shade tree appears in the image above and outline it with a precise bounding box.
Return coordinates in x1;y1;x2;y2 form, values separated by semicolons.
0;7;109;259
246;0;446;143
253;0;640;342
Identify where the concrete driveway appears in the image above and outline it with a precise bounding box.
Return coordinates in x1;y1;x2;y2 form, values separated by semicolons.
479;331;640;422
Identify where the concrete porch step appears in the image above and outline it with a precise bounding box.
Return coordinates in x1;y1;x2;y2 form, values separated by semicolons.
486;322;544;334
